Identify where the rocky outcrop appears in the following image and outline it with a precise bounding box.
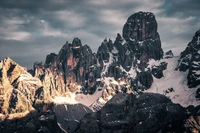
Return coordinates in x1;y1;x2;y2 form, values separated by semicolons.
54;104;92;133
0;106;62;133
94;12;164;91
32;38;101;95
76;93;200;133
164;50;174;59
0;57;43;117
76;93;190;133
97;38;114;66
123;11;163;60
151;62;168;79
136;71;153;89
0;58;64;133
196;88;200;100
177;29;200;88
114;34;135;71
184;115;200;132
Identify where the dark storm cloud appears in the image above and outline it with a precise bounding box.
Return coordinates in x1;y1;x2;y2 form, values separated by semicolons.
156;0;200;54
0;0;199;69
0;37;66;68
160;0;200;18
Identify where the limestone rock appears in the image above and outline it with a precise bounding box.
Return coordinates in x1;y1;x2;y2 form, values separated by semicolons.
123;11;163;60
0;58;40;117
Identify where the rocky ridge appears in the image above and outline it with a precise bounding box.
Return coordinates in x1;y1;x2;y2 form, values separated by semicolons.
0;11;200;133
177;29;200;88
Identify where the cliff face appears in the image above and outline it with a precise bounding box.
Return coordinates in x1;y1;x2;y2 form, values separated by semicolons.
177;29;200;88
123;11;163;60
0;58;41;118
33;38;101;96
26;12;164;102
95;12;164;91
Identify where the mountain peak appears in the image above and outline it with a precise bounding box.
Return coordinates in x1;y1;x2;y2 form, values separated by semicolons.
72;37;82;48
122;11;163;60
178;29;200;88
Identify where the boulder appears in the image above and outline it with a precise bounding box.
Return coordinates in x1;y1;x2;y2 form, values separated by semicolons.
76;93;187;133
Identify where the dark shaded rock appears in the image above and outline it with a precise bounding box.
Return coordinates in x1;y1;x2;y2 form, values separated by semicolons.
114;33;134;71
137;71;153;89
97;38;115;70
54;103;92;133
107;63;123;80
122;11;163;60
195;88;200;100
45;53;57;67
0;109;61;133
177;29;200;88
187;51;200;88
164;50;174;59
151;62;168;79
186;105;197;116
184;115;200;132
178;56;191;72
152;66;163;78
76;93;187;133
163;88;175;95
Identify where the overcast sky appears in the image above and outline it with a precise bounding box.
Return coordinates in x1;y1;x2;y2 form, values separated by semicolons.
0;0;200;69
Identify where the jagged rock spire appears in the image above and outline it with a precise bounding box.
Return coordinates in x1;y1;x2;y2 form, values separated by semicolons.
123;11;163;60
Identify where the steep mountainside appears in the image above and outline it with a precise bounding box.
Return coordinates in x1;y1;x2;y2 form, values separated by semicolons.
177;29;200;88
0;57;39;118
123;11;163;60
29;11;200;111
0;11;200;133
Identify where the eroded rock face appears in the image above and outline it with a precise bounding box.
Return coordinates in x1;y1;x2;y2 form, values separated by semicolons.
76;93;187;133
123;11;163;60
177;29;200;88
114;33;135;71
0;58;43;117
136;71;153;89
95;12;164;91
33;38;100;95
151;62;168;79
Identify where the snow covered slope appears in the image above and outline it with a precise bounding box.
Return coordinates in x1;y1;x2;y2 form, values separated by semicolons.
146;56;200;107
75;56;200;110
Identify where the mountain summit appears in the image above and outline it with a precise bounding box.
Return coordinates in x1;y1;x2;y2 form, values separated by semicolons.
123;11;163;60
0;12;200;133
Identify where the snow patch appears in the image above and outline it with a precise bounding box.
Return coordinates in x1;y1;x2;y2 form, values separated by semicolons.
101;53;114;76
112;47;118;54
53;92;78;104
76;88;103;107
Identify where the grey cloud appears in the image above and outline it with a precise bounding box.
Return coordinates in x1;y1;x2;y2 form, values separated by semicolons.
0;0;199;68
160;0;200;18
0;37;66;68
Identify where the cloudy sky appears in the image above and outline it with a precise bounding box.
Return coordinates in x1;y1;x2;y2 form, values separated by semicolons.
0;0;199;68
